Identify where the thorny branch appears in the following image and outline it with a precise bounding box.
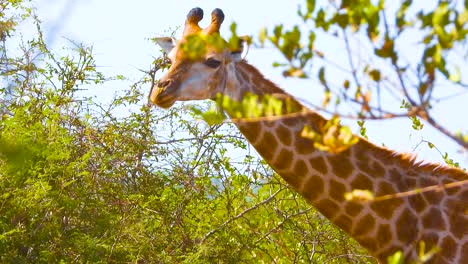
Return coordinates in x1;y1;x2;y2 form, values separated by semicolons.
200;187;285;243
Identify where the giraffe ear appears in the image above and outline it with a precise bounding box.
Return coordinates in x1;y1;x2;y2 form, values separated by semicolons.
155;37;176;53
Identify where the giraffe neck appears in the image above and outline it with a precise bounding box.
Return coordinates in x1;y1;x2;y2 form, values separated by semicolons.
225;60;468;263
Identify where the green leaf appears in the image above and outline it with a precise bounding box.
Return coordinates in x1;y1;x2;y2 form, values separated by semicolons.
315;8;330;31
343;79;350;89
318;66;326;85
307;0;316;15
387;251;405;264
396;0;412;30
368;69;381;81
357;120;368;139
410;116;424;130
283;67;307;78
449;65;461;82
374;36;397;63
258;27;268;47
334;13;349;28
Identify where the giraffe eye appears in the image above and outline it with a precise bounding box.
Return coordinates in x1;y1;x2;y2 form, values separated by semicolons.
204;58;221;68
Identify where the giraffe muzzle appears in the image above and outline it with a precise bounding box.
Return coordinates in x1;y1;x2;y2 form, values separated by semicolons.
149;80;178;108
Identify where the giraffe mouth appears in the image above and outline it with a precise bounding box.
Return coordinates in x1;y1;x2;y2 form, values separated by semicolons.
156;97;176;108
149;87;177;108
153;94;177;108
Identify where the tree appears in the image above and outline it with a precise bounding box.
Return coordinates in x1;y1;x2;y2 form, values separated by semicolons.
260;0;467;164
1;0;466;263
0;1;372;263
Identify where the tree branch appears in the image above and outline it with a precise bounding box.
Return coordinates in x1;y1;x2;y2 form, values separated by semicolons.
420;112;468;150
200;187;284;243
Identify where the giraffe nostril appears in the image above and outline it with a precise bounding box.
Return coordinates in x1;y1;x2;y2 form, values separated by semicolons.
158;79;172;88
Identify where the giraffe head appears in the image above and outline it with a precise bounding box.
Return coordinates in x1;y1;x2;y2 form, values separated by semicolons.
149;7;243;108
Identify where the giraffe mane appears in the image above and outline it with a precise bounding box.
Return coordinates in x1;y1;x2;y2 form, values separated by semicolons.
236;60;287;95
366;138;468;181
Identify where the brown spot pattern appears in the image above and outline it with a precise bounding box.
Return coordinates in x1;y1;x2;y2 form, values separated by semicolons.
329;179;346;201
309;156;328;175
424;190;444;205
440;236;457;260
293;159;308;178
256;131;277;160
422;207;445;230
408;194;427;213
370;199;402;220
368;160;386;178
315;199;340;219
345;202;364;217
301;175;324;202
377;181;396;195
276;125;292;146
280;171;302;189
448;201;468;239
396;209;418;244
279;159;309;188
376;224;392;248
328;153;353;179
462;242;468;263
274;148;293;171
354;214;375;237
238;122;261;142
358;236;378;252
350;173;374;191
334;214;353;232
420;232;440;250
295;133;315;155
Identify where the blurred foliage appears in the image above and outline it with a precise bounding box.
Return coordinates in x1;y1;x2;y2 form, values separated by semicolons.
0;1;372;263
261;0;468;157
301;116;359;153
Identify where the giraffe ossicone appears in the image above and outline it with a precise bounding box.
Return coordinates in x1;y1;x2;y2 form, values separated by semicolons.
149;7;468;263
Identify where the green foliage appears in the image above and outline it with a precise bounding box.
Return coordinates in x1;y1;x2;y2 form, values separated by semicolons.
357;120;368;139
192;93;303;125
387;251;404;264
265;23;315;75
0;5;373;263
410;116;424;131
178;23;246;61
301;116;359;153
0;0;31;39
442;152;460;168
263;0;468;151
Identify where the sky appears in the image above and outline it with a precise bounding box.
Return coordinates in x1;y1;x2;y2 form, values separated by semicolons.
14;0;468;167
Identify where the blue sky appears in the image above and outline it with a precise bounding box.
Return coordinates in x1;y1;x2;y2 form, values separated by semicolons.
24;0;468;167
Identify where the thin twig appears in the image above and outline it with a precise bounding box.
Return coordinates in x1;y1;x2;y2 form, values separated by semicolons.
373;179;468;203
200;188;284;243
421;113;468;150
254;207;313;244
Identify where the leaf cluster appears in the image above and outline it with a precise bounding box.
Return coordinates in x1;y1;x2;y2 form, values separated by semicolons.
0;6;373;263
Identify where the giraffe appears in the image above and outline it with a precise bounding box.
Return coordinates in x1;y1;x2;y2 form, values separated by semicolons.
149;7;468;263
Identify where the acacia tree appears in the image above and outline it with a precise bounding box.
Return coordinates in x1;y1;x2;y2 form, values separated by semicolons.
0;1;371;263
1;0;466;263
259;0;467;163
